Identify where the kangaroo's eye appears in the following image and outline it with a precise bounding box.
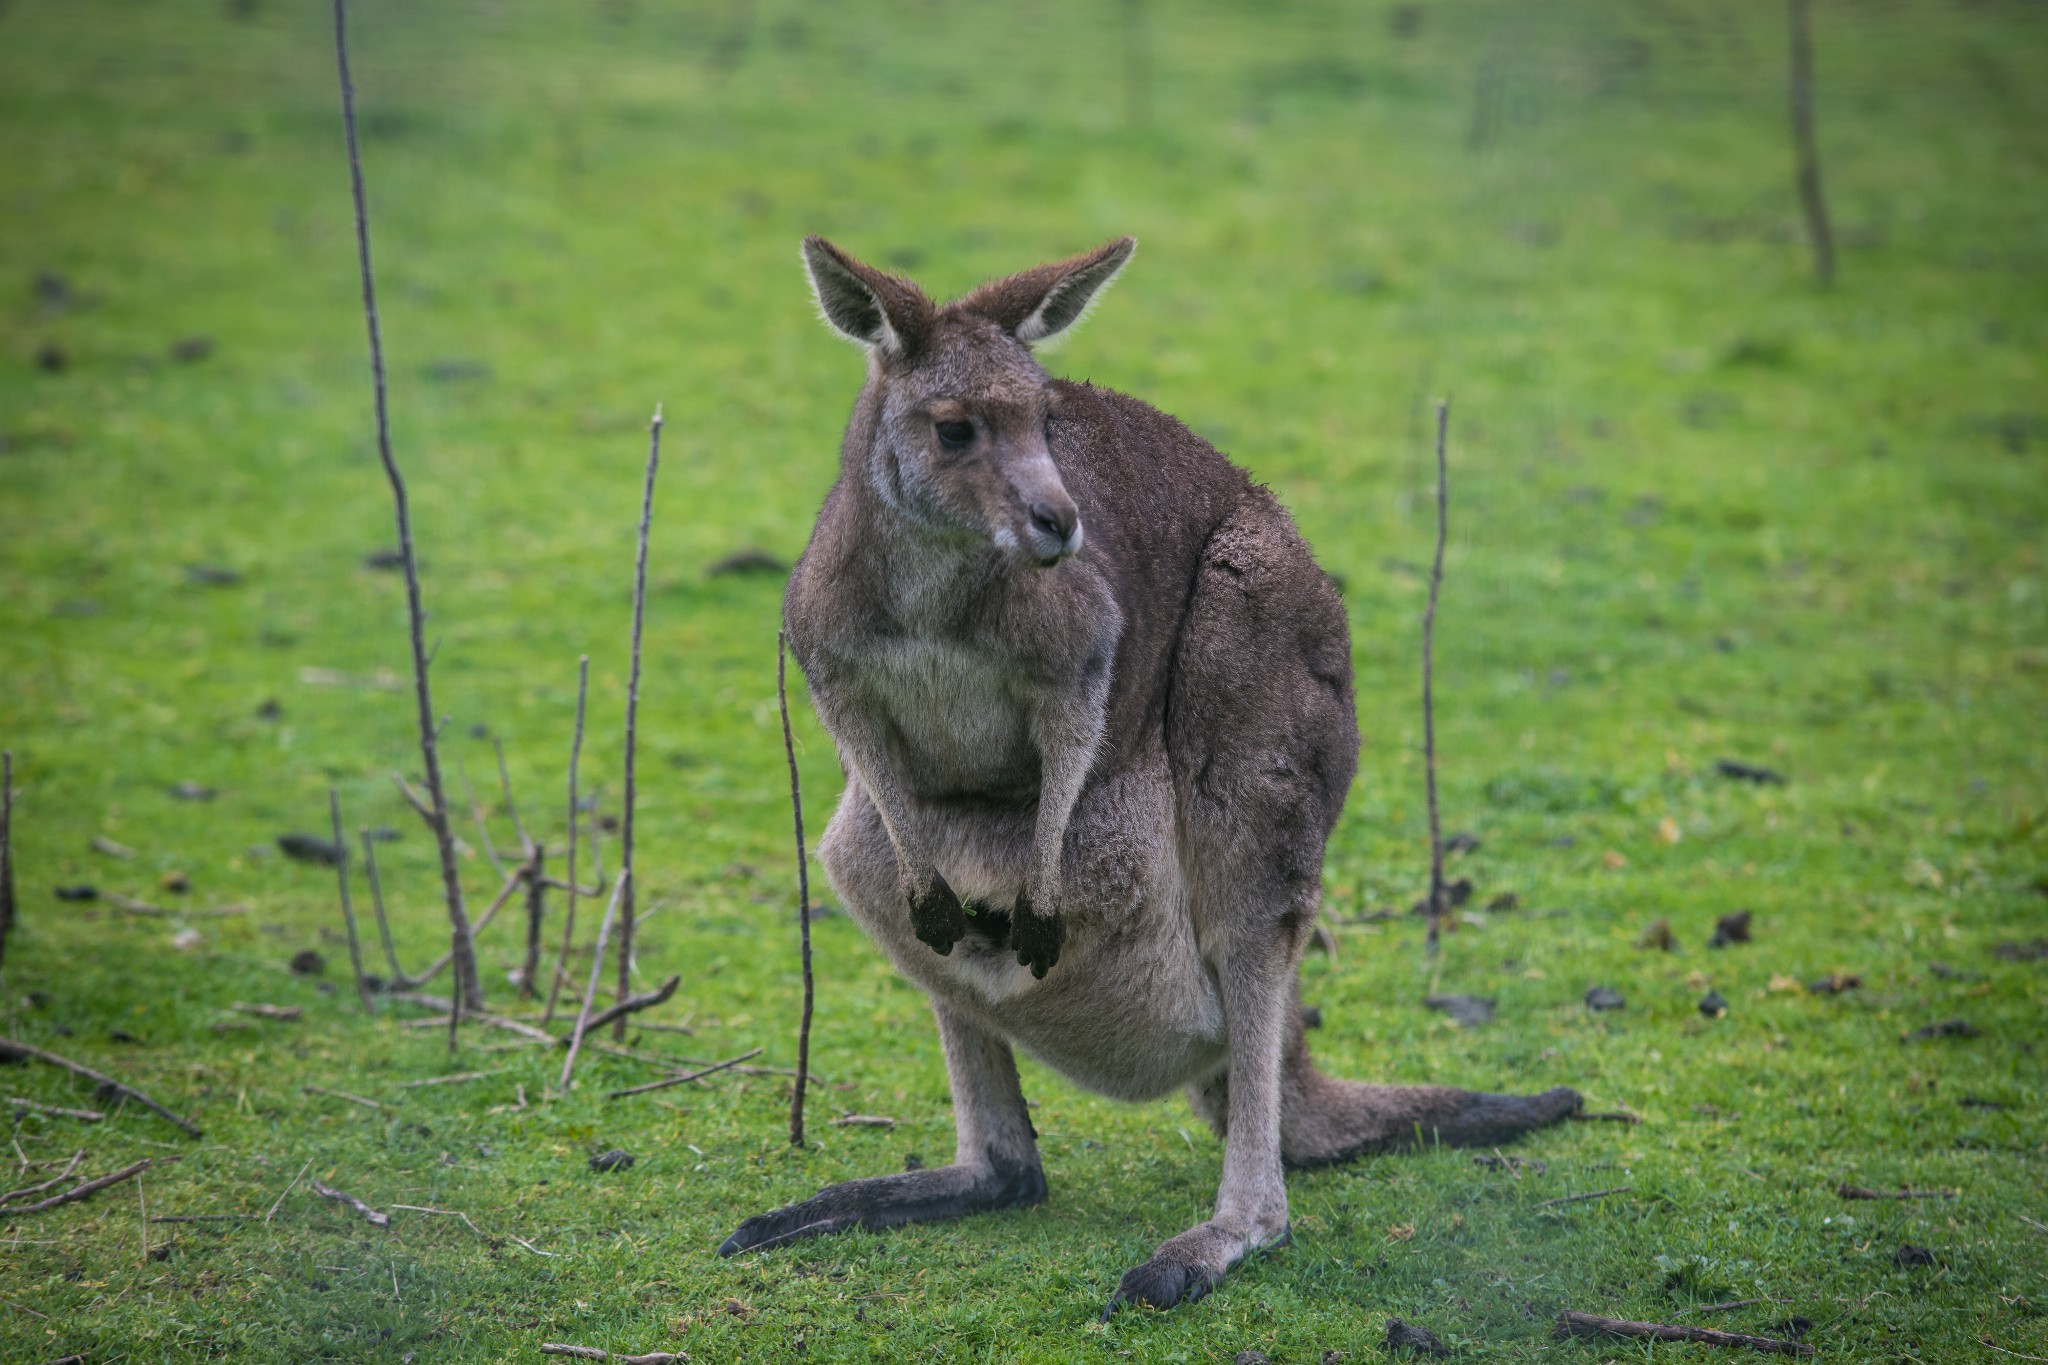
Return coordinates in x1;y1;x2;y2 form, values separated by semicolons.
935;419;974;450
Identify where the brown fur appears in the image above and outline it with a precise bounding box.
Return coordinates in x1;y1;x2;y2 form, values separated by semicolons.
718;238;1581;1312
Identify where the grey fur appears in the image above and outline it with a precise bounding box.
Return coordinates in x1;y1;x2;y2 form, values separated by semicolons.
723;238;1581;1311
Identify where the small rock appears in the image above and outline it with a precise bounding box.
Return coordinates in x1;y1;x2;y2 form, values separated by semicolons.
1715;758;1786;785
1424;993;1495;1027
1893;1244;1936;1268
255;698;284;721
706;547;790;577
277;833;341;866
90;835;136;859
1585;986;1625;1011
54;885;99;902
1708;909;1752;948
160;870;190;894
1233;1353;1271;1365
1384;1318;1451;1357
1635;918;1676;951
35;342;68;372
588;1149;635;1173
1484;891;1520;912
289;949;326;976
1698;990;1728;1018
1902;1018;1977;1042
168;781;216;801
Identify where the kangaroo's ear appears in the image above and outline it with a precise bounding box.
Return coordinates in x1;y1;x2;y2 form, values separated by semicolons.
960;237;1136;346
801;236;933;360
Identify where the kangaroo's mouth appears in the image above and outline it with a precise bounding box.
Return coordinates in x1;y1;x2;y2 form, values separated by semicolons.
1026;505;1083;566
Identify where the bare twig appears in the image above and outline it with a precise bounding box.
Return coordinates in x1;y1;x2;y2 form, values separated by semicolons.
1788;0;1835;287
391;1203;484;1238
606;1048;764;1100
539;1345;682;1364
1;1157;167;1217
1420;399;1449;958
302;1085;388;1111
561;870;628;1091
0;1150;85;1205
458;757;510;880
0;1039;200;1137
494;737;532;855
5;1098;103;1123
1538;1185;1632;1208
520;843;547;1000
616;405;663;1039
778;629;816;1147
1568;1109;1642;1124
391;773;435;826
310;1179;390;1227
266;1156;314;1226
395;1069;508;1090
401;856;535;987
330;789;374;1014
359;828;407;984
229;1002;303;1022
1836;1184;1956;1200
572;974;680;1041
333;0;480;1014
0;750;14;971
831;1114;895;1129
544;656;589;1028
1555;1310;1814;1356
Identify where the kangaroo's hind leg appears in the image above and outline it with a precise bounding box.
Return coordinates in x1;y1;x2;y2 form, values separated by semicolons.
718;1003;1045;1255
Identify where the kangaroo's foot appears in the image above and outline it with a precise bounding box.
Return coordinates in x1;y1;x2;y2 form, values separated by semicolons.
1281;1079;1582;1168
1008;890;1065;979
908;870;967;955
1104;1220;1290;1316
719;1150;1046;1256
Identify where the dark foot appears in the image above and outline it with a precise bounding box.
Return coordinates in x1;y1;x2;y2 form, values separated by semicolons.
908;871;967;955
1009;892;1065;979
1103;1252;1220;1316
1431;1085;1582;1147
718;1152;1046;1257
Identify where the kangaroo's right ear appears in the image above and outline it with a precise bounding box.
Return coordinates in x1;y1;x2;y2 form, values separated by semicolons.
801;236;933;361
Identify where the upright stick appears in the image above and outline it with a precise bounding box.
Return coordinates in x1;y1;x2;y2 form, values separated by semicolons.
1421;401;1450;959
543;656;590;1025
562;872;629;1092
520;843;546;999
615;407;662;1039
333;0;481;1011
778;631;815;1148
329;790;374;1014
0;750;14;972
1788;0;1834;287
359;829;406;983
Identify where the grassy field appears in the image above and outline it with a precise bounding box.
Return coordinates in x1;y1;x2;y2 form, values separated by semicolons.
2;0;2045;1359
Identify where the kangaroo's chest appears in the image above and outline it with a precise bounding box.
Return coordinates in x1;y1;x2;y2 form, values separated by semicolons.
862;632;1039;803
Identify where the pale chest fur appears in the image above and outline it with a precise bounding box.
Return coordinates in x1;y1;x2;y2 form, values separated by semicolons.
855;631;1040;804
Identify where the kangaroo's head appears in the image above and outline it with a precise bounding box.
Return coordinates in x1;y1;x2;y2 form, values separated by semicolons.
802;235;1134;568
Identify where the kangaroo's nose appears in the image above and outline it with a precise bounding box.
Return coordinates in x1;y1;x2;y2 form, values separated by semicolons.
1029;500;1078;545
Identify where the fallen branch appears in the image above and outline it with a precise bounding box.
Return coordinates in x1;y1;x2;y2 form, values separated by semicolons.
615;406;663;1039
301;1085;388;1111
1419;398;1450;958
606;1048;763;1100
330;789;374;1014
1554;1309;1814;1356
0;1040;201;1137
230;1002;304;1022
571;974;680;1042
6;1097;104;1122
396;1068;508;1090
1538;1185;1632;1208
778;629;815;1148
832;1114;895;1129
0;1157;167;1217
310;1179;390;1227
0;1150;85;1205
539;1345;682;1364
1836;1184;1956;1201
333;0;481;1015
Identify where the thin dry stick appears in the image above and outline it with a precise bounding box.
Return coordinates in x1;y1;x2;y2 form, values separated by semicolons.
302;1085;388;1111
1836;1184;1956;1200
0;1151;85;1205
458;757;510;880
0;1039;200;1138
778;630;815;1147
520;843;547;999
1538;1185;1632;1208
543;656;590;1025
539;1345;682;1364
607;1048;763;1100
0;750;14;971
1554;1310;1815;1356
135;1169;146;1265
5;1098;103;1123
310;1179;390;1227
402;856;534;986
395;1068;507;1090
1420;399;1450;959
266;1155;314;1226
493;736;532;855
0;1157;164;1218
333;0;480;1016
561;870;628;1091
571;974;680;1040
1788;0;1835;287
615;406;663;1039
359;829;408;984
329;790;374;1014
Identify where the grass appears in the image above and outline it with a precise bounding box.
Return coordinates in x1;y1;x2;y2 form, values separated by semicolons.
1;0;2044;1359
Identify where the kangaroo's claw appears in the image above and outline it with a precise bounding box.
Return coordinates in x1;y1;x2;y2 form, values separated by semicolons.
908;870;968;955
1009;891;1065;979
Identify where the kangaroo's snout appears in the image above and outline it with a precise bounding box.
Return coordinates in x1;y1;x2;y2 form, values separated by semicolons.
1027;497;1082;566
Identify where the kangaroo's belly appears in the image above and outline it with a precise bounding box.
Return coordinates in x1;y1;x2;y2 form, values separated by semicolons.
817;778;1227;1102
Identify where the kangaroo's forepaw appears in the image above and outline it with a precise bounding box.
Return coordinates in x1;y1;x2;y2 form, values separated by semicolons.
908;870;967;955
1008;891;1065;979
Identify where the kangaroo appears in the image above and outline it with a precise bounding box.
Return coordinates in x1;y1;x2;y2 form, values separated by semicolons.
721;236;1581;1312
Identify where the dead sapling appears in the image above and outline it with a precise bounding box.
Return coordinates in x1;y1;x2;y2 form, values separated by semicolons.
542;656;590;1025
615;406;663;1039
1420;399;1451;957
329;790;374;1013
1555;1309;1814;1356
332;0;481;1020
779;628;816;1146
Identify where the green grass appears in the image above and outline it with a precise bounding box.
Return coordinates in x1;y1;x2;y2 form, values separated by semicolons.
2;0;2045;1359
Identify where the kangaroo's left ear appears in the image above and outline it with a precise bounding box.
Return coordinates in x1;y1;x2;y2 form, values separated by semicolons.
959;237;1136;345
